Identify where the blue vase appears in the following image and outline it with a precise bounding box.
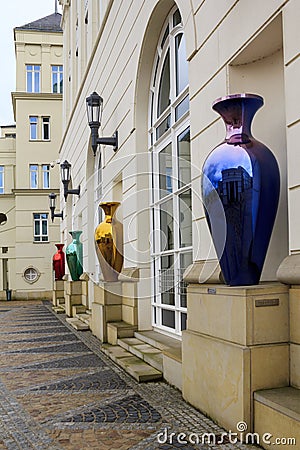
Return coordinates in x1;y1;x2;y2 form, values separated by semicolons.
201;93;280;286
66;231;83;281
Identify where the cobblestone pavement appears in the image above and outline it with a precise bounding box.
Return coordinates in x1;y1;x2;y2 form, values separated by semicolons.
0;301;259;450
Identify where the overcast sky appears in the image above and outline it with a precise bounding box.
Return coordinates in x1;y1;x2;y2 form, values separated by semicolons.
0;0;62;125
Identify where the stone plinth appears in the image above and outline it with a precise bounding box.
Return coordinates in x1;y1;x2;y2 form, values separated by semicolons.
254;387;300;449
122;281;138;326
52;280;64;306
182;283;289;432
79;272;89;307
290;285;300;388
91;282;122;342
64;280;85;317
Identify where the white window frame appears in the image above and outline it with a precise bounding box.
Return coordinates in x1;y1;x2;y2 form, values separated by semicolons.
29;116;38;140
30;164;39;189
23;267;40;284
51;65;63;93
0;166;4;194
42;164;50;188
33;213;49;242
149;7;191;337
42;117;50;141
26;65;40;93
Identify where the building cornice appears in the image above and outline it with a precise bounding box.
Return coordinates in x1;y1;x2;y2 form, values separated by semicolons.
11;92;62;121
0;194;15;199
12;92;62;101
12;189;60;195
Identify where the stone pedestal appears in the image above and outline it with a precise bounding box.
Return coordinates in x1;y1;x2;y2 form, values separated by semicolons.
91;282;122;342
52;280;64;306
290;285;300;388
64;280;85;317
79;273;89;308
121;281;138;326
182;283;289;432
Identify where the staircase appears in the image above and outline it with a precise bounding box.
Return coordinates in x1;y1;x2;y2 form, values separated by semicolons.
53;301;91;331
66;305;91;331
52;298;66;314
102;326;182;384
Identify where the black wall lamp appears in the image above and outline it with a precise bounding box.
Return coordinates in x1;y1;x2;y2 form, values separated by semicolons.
86;91;118;156
60;160;81;201
49;193;63;222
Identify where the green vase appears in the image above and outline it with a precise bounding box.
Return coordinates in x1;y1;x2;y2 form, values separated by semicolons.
66;231;83;281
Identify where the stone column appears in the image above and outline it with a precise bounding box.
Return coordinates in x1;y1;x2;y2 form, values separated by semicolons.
182;283;289;432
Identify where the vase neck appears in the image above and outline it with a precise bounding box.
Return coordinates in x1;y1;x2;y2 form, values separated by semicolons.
100;202;120;223
55;244;64;252
213;95;263;145
70;231;82;241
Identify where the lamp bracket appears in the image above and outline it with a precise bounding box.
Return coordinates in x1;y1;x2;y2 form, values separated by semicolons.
92;130;118;156
63;184;81;201
50;208;64;222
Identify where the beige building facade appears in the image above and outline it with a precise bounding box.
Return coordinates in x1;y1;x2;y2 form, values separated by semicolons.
0;126;16;297
0;12;63;299
58;0;300;443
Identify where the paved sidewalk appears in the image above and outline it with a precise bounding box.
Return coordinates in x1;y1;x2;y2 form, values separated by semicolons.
0;301;259;449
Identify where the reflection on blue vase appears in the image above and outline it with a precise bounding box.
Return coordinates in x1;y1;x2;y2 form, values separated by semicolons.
201;94;280;286
66;231;83;281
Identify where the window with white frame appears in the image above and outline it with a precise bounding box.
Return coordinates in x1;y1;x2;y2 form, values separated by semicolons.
42;117;50;140
29;164;51;189
149;7;191;336
30;164;38;189
33;213;48;242
29;116;38;140
42;164;50;188
26;65;40;93
29;116;51;141
23;267;40;283
0;166;4;194
51;65;63;93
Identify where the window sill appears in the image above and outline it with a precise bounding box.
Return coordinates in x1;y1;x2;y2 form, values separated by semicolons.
29;139;51;142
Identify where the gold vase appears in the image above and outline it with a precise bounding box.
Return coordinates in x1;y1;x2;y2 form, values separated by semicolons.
95;202;123;282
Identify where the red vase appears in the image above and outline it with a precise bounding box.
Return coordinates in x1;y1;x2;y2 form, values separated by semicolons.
53;244;65;281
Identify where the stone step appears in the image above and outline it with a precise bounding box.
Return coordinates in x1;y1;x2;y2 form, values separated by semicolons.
102;344;162;382
72;304;87;316
134;330;181;354
66;317;89;331
57;298;65;306
133;331;182;390
53;306;65;314
118;337;163;372
75;313;91;326
254;387;300;448
107;321;138;345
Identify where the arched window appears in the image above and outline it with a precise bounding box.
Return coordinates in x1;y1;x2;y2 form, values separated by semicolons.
149;7;191;336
